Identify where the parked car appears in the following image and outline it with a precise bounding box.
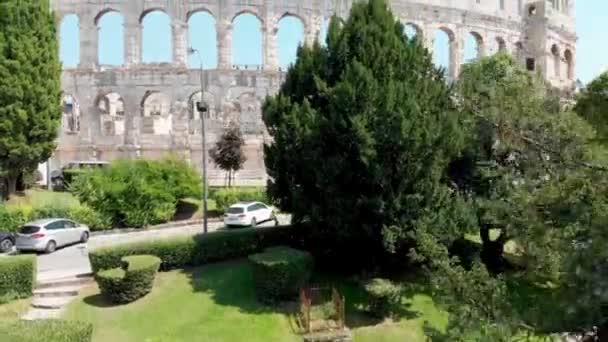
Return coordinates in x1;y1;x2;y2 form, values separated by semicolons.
15;218;90;253
224;202;275;228
0;232;15;253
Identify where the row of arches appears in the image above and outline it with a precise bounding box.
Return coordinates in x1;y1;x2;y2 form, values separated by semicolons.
61;90;264;136
59;10;309;69
551;44;575;80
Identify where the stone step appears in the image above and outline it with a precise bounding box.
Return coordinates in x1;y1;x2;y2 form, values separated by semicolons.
31;296;76;310
34;285;82;298
21;308;63;320
36;274;94;290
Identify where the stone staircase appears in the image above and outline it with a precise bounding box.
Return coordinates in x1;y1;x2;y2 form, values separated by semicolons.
22;273;94;320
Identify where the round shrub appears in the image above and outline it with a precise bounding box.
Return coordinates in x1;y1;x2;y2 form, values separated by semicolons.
363;278;401;318
0;255;36;298
95;255;161;304
248;246;313;303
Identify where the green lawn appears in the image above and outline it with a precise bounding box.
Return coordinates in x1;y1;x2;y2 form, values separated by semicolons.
5;189;79;209
0;298;30;321
63;260;447;342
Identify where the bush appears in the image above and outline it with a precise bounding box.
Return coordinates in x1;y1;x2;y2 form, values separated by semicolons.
363;278;401;318
0;205;30;233
0;320;93;342
70;157;201;228
0;255;36;298
90;225;306;273
248;246;313;302
212;187;268;213
68;205;113;231
95;255;161;304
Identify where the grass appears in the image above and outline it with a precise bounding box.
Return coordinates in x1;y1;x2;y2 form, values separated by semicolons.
0;298;31;321
5;189;79;209
63;260;446;342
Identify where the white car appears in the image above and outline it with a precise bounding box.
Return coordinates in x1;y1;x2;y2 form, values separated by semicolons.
15;218;90;253
224;202;275;227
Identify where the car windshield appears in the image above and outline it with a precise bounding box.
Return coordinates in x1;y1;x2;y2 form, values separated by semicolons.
227;207;244;214
20;225;40;234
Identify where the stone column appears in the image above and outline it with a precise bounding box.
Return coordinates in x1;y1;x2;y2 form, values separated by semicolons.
423;25;435;55
305;15;322;47
79;15;98;69
450;30;463;81
263;23;279;71
217;20;233;70
172;19;188;67
124;19;142;66
121;95;140;148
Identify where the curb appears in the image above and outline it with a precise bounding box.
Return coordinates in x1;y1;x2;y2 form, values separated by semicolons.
90;217;222;237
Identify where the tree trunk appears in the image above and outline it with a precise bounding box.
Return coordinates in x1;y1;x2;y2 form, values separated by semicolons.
6;175;17;198
228;170;232;187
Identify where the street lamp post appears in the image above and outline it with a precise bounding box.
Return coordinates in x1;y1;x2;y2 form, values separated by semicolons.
189;48;209;234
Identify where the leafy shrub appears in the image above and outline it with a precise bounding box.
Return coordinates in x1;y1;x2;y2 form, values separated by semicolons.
95;255;161;304
0;255;36;298
0;205;30;232
90;225;305;273
212;187;268;213
363;278;401;318
68;205;113;231
248;246;313;302
0;320;93;342
70;157;201;228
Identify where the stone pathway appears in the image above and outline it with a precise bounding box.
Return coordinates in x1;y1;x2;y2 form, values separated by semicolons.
22;273;94;320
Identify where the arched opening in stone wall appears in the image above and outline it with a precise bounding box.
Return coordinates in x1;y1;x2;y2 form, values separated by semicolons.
59;14;79;68
564;49;574;80
232;13;263;68
496;37;507;53
141;10;172;63
96;10;124;66
403;23;421;41
278;14;305;70
551;44;561;78
464;32;484;63
319;18;329;46
188;91;215;121
61;94;80;133
433;28;454;79
188;10;218;69
141;91;171;117
96;92;125;136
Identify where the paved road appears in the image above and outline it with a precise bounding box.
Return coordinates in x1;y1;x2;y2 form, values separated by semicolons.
35;215;291;282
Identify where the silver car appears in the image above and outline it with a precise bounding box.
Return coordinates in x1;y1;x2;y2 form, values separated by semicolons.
15;218;90;253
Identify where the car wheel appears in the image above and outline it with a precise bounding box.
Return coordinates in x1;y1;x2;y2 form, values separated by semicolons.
80;231;90;243
45;240;57;254
0;238;13;253
251;218;257;228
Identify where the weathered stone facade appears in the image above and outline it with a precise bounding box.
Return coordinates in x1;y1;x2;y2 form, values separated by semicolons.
49;0;577;186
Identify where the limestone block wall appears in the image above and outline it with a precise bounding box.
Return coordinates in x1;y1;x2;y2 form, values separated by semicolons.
50;0;577;186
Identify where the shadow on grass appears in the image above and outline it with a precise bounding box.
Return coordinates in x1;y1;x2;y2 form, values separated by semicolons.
82;293;120;308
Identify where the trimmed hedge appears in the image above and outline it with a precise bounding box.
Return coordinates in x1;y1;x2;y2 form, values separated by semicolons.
96;255;161;304
212;187;268;213
248;246;313;302
0;255;36;298
90;225;305;273
0;320;93;342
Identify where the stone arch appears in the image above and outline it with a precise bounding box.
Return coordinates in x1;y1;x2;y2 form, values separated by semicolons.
59;14;79;68
277;14;305;69
403;22;422;40
188;91;216;121
61;93;80;133
464;31;484;63
188;10;218;69
232;12;263;68
564;49;574;80
230;10;264;25
551;44;561;78
434;27;456;79
95;92;125;136
495;37;507;53
96;10;124;66
141;91;171;117
141;10;172;63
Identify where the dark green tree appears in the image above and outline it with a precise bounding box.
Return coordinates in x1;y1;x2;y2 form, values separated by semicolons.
0;0;62;197
263;0;466;267
575;72;608;144
209;125;247;187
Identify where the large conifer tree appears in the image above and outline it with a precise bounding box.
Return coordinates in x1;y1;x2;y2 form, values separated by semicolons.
263;0;465;266
0;0;62;195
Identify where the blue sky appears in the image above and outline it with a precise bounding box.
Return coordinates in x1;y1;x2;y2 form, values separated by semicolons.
59;2;606;83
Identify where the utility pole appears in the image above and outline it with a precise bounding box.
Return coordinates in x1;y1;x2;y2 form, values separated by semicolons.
189;48;209;234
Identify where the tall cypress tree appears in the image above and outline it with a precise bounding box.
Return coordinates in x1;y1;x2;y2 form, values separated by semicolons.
263;0;465;267
0;0;61;196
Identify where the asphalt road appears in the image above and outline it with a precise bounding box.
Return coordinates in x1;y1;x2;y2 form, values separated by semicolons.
32;215;290;282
